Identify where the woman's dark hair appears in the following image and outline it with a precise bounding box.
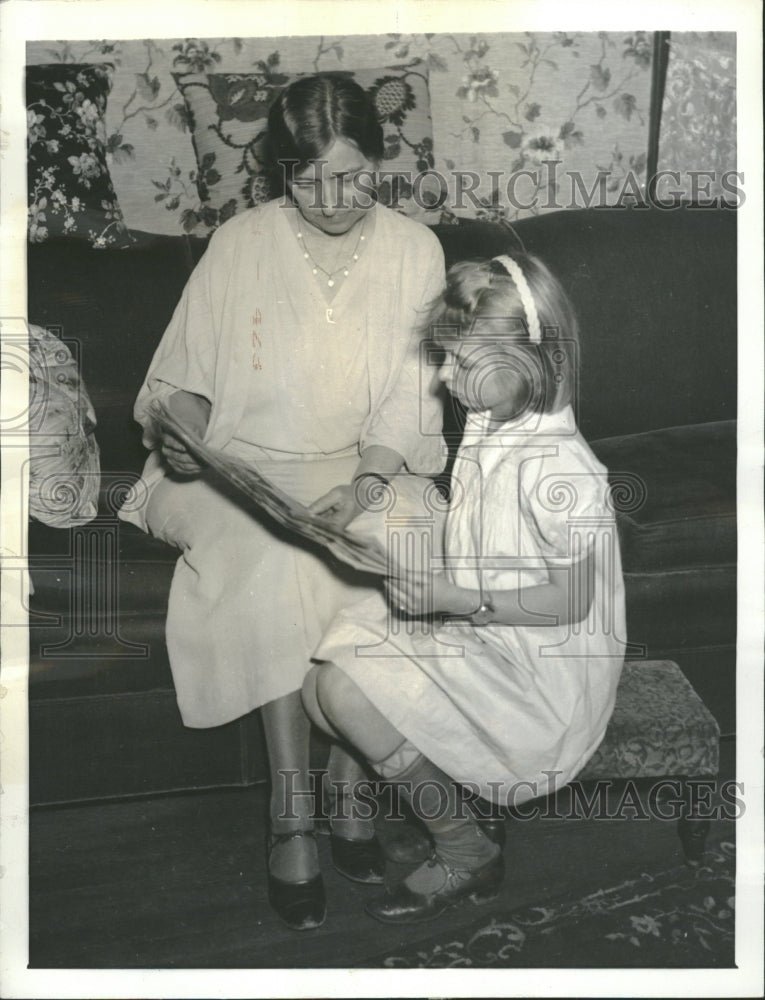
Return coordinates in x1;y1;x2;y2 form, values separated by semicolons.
263;74;384;196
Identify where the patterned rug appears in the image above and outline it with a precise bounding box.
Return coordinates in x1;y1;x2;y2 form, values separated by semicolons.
366;840;736;968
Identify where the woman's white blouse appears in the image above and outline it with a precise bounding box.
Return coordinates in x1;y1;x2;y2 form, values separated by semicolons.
128;200;446;521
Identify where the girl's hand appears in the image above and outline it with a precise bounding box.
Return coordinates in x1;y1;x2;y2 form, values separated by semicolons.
160;391;211;476
309;484;362;529
384;567;474;618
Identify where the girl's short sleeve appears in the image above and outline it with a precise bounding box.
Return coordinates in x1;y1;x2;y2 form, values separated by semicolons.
519;442;613;558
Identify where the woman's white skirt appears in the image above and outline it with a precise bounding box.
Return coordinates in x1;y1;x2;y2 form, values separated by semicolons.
145;454;378;728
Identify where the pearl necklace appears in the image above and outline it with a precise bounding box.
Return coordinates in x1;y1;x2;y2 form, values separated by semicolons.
296;216;367;288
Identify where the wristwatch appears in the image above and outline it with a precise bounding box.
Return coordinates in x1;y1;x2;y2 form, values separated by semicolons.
469;592;495;626
353;472;390;488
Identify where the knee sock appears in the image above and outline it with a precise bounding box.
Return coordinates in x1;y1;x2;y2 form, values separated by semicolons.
370;740;499;893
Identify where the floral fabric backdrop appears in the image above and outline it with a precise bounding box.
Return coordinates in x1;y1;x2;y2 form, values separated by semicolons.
26;62;134;246
169;62;437;230
26;31;711;236
657;32;736;198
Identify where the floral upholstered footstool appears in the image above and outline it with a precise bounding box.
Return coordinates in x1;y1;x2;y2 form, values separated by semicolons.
578;659;721;865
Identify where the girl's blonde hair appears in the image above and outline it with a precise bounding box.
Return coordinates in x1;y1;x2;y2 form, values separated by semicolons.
429;253;580;416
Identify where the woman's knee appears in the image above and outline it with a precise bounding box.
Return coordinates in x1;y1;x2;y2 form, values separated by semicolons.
145;476;215;550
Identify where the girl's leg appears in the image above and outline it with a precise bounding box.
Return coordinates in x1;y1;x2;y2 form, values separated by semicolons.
309;662;407;762
260;690;318;882
302;663;342;739
312;662;501;918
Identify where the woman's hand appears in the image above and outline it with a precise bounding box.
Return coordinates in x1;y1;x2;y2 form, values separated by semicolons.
309;484;362;530
312;447;406;529
384;567;476;618
160;391;211;477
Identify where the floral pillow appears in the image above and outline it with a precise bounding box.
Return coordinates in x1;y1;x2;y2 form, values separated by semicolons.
28;325;100;528
26;63;133;247
173;62;437;232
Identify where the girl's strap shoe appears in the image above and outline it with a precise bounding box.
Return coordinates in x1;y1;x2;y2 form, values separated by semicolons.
364;851;504;924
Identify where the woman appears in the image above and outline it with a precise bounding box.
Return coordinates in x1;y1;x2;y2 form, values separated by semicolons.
119;75;445;930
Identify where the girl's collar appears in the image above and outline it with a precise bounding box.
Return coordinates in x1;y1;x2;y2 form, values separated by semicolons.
463;405;577;439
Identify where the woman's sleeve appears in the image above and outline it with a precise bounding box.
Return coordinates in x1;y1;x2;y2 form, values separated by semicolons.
133;240;221;449
360;234;446;474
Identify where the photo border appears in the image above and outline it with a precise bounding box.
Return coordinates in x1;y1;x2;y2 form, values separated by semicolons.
2;1;762;997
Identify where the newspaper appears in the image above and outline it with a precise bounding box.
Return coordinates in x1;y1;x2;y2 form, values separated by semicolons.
152;403;390;575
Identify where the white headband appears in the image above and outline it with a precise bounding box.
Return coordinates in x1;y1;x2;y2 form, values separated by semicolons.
492;255;541;343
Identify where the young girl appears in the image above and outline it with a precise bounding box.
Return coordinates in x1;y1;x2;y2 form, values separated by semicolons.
302;253;626;924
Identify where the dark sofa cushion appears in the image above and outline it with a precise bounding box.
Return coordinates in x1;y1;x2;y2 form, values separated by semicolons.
26;233;196;482
26;207;737;503
593;420;736;572
28;516;176;699
434;206;737;442
29;609;171;696
28;520;176;614
623;564;736;654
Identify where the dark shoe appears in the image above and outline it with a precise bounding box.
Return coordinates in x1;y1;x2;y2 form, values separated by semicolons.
267;829;326;931
365;851;504;924
330;832;386;884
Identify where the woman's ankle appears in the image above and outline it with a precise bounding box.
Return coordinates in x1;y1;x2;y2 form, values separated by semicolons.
268;829;320;882
270;807;315;838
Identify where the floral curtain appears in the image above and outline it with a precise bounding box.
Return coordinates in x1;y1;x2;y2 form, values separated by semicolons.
657;32;736;200
26;32;659;235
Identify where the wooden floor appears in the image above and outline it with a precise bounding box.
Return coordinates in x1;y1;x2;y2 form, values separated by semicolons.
30;741;735;969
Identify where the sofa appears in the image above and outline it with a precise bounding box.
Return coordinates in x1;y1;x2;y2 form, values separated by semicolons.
26;204;737;806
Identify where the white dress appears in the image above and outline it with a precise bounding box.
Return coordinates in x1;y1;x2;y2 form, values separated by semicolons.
315;407;627;805
119;200;445;727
